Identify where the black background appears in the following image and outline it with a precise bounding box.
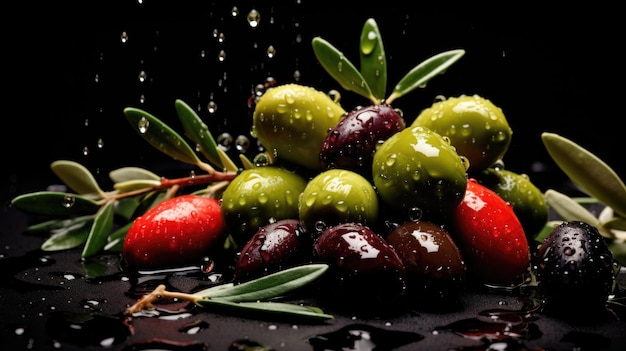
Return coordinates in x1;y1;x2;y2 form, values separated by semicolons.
4;0;625;199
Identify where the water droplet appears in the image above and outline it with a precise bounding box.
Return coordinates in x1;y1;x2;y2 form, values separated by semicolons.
235;135;250;152
120;31;129;44
218;50;226;62
138;117;149;133
96;138;104;149
83;146;89;156
138;70;148;83
217;133;233;151
247;9;261;28
231;6;239;17
266;45;276;58
62;195;76;208
207;101;217;114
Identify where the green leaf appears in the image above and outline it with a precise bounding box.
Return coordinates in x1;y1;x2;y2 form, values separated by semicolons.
195;299;333;321
104;221;133;252
543;189;615;238
115;197;142;221
109;167;160;183
387;49;465;104
82;200;116;258
216;147;239;172
312;37;374;103
124;107;202;166
195;264;329;302
41;220;92;251
542;132;626;218
359;18;386;101
24;215;94;233
174;99;223;168
51;160;106;197
113;179;161;193
239;154;256;170
11;192;100;216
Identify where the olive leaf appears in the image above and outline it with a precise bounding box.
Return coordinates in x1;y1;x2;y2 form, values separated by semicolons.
124;107;203;166
174;99;223;168
82;200;115;258
109;167;160;183
51;160;106;197
194;263;329;302
312;18;464;106
386;49;466;104
195;299;334;321
11;191;100;216
216;147;239;172
360;18;386;101
41;220;92;251
542;132;626;218
23;215;94;233
312;37;373;102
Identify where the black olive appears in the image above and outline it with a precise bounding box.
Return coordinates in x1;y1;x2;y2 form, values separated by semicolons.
536;221;616;318
319;104;405;178
386;220;466;310
234;219;310;283
312;222;407;313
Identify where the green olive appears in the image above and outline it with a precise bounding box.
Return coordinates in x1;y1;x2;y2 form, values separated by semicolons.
252;84;346;171
221;166;307;245
298;169;379;234
372;126;467;222
412;95;512;173
477;167;549;242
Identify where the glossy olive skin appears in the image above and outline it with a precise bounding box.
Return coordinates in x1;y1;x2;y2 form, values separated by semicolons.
221;166;307;246
372;125;467;222
312;222;407;312
298;169;379;235
477;167;549;242
234;219;310;283
536;221;616;316
319;104;406;177
386;220;466;308
252;84;346;171
412;95;512;173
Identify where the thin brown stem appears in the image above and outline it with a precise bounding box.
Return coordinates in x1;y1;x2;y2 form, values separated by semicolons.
124;284;201;315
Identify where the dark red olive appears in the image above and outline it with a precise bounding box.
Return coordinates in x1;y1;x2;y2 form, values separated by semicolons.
312;222;407;312
234;219;310;282
319;104;405;177
536;221;616;317
386;220;466;309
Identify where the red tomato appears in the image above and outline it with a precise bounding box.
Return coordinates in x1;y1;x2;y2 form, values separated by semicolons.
123;195;226;269
451;179;530;285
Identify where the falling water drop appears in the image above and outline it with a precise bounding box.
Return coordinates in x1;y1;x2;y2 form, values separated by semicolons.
120;31;129;43
217;133;233;151
231;6;239;17
83;146;89;156
138;117;149;133
62;195;76;208
218;50;226;62
138;70;148;83
247;9;261;28
235;135;250;152
207;101;217;114
266;45;276;58
97;138;104;149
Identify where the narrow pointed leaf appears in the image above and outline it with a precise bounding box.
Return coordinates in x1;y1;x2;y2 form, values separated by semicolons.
387;49;465;104
216;147;239;172
312;37;374;102
195;264;328;302
544;189;614;238
24;215;94;233
113;179;162;193
11;192;100;216
359;18;386;100
82;200;116;258
175;99;223;168
195;299;333;321
109;167;160;183
124;107;202;166
542;132;626;218
239;154;256;170
51;160;106;197
41;220;92;251
104;221;134;252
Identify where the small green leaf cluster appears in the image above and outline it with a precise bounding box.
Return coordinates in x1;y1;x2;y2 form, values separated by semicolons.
312;18;465;106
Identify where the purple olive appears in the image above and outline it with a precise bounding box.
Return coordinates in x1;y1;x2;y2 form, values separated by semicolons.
386;220;466;309
319;104;405;177
312;222;407;312
234;219;310;282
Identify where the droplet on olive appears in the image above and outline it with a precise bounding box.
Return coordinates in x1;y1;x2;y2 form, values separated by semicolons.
536;221;616;317
234;219;310;283
386;220;466;309
319;104;406;178
372;125;468;222
221;166;307;246
312;222;407;312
